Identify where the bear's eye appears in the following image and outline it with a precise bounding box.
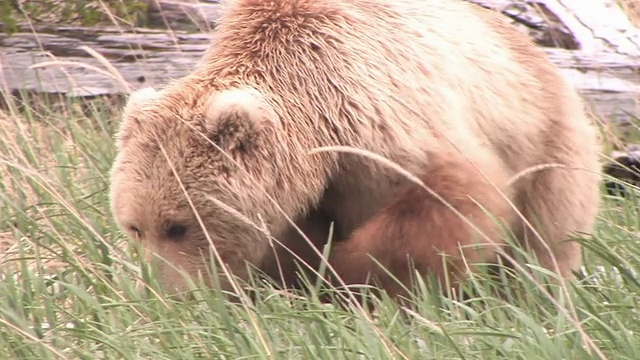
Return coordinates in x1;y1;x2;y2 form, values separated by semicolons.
166;224;187;239
129;225;141;238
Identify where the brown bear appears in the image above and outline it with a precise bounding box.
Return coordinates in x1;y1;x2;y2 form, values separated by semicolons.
109;0;602;298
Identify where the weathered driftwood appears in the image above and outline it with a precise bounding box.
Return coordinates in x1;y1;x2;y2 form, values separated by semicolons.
145;0;222;32
1;21;638;125
0;24;211;97
143;0;640;125
467;0;640;56
144;0;640;56
468;0;579;49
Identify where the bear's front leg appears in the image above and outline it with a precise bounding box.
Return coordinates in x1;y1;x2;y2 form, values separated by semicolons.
259;208;344;290
327;153;517;301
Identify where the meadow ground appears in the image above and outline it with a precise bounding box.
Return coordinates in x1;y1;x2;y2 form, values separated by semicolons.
1;2;640;359
0;71;639;360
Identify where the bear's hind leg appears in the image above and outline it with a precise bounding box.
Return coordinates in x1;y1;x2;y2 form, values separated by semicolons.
328;153;518;300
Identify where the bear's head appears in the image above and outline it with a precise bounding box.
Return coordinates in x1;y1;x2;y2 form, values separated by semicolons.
109;83;326;294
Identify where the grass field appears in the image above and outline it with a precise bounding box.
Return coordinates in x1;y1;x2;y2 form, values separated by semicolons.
1;2;640;359
0;81;639;360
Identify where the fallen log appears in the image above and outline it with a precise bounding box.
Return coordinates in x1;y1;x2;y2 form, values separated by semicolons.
145;0;222;32
1;21;638;125
467;0;640;56
143;0;640;57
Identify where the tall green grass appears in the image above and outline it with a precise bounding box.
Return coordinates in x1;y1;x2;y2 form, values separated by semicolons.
1;1;640;358
0;92;639;360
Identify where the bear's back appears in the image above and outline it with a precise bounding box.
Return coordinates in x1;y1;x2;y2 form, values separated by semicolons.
205;0;570;166
192;0;598;232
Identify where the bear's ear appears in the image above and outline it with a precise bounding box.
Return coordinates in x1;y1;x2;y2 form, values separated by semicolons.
203;87;279;153
122;87;160;117
115;87;160;148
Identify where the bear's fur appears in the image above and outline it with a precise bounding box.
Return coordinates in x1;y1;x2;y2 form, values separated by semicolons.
258;208;340;289
109;0;602;297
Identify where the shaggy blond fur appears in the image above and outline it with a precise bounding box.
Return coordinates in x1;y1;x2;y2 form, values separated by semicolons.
109;0;602;297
